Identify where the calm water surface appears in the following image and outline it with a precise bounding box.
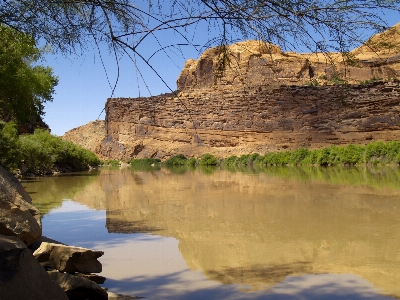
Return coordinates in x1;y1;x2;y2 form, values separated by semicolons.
23;166;400;299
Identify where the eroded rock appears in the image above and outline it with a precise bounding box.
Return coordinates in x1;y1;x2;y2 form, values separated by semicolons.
0;165;42;246
48;270;108;300
33;242;104;273
0;235;68;300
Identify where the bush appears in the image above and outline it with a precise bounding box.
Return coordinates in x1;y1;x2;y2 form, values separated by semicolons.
198;153;218;166
339;144;364;166
164;154;188;166
237;153;261;165
18;129;100;174
290;148;310;165
102;159;121;167
223;155;239;166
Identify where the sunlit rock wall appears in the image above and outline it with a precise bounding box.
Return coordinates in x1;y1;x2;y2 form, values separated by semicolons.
98;81;400;159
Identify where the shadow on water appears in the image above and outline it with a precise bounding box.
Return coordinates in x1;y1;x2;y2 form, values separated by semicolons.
104;270;398;300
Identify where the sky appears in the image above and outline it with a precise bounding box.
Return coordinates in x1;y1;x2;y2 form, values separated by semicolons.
43;40;197;136
41;8;400;137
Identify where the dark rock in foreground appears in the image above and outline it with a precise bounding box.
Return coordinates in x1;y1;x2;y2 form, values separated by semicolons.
0;234;68;300
34;242;104;273
0;166;41;246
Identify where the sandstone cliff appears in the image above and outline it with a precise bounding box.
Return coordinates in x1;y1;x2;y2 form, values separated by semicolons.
64;24;400;160
62;120;105;155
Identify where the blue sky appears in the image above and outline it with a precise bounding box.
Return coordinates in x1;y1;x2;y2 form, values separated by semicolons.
43;40;198;136
42;10;400;136
43;15;212;136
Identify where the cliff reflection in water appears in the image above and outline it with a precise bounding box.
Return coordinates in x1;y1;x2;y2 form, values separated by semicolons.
33;166;400;297
23;170;100;214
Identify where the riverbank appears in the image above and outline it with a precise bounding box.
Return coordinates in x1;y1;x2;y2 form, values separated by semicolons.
0;165;139;299
104;139;400;169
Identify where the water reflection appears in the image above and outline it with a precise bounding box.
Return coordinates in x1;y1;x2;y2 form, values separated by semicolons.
22;170;100;213
26;166;400;299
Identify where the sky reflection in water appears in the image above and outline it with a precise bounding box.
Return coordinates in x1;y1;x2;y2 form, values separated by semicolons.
26;167;400;299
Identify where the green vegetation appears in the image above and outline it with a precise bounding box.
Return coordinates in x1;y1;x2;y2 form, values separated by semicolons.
221;141;400;168
198;153;218;166
101;159;121;167
164;154;189;166
128;141;400;174
0;122;100;174
0;26;58;125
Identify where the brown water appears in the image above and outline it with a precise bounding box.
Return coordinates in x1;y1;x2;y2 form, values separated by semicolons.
24;166;400;299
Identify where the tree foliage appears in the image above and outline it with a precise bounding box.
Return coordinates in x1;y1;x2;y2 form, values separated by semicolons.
0;25;58;125
1;1;399;92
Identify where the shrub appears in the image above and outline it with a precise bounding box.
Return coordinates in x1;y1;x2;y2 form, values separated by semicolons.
290;148;310;165
164;154;188;166
102;159;121;167
339;144;364;166
18;129;100;174
237;153;261;165
198;153;218;166
223;155;238;166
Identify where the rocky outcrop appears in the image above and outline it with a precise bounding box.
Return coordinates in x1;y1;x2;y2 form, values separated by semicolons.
98;80;400;160
0;165;116;299
34;242;104;273
67;24;400;160
176;39;400;90
0;235;69;300
0;165;41;246
62;120;106;154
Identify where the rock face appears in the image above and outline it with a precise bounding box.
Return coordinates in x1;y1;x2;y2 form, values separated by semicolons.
98;81;400;160
62;120;106;154
67;24;400;160
177;39;400;90
33;242;104;273
0;165;41;246
0;235;69;300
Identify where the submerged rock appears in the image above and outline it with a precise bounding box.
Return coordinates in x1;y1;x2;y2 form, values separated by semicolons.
0;165;42;246
33;242;104;273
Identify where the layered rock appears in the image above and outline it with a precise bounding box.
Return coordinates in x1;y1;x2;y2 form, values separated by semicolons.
62;120;106;154
177;39;400;90
0;165;112;299
65;24;400;160
34;242;104;273
98;81;400;160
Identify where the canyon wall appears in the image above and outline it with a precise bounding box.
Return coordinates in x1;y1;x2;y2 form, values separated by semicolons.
63;30;400;160
97;80;400;160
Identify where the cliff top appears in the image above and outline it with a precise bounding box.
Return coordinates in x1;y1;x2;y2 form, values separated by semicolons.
177;24;400;91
